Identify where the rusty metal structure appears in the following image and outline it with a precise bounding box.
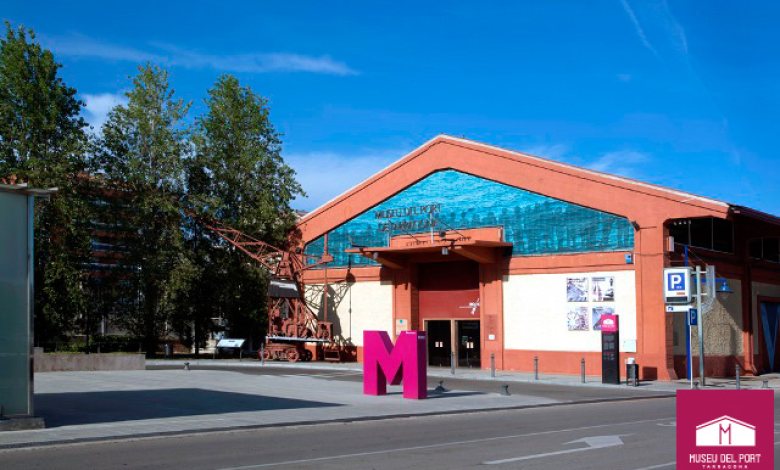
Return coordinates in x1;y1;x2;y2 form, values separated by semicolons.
195;215;336;361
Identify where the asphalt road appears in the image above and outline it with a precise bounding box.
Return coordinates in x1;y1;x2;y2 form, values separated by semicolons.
2;397;682;469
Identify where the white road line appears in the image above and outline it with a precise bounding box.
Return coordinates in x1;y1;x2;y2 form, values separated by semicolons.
483;435;625;465
483;445;603;464
629;462;675;470
216;416;673;470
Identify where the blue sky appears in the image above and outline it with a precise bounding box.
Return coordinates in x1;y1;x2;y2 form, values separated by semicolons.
5;1;779;213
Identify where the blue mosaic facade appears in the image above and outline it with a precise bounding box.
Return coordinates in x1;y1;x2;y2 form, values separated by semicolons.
305;170;634;268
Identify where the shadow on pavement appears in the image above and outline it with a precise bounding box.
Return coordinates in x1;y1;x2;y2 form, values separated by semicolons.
383;390;485;399
36;388;341;427
425;391;486;399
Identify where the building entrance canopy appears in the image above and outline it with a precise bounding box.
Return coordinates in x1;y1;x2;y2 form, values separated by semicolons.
344;227;512;268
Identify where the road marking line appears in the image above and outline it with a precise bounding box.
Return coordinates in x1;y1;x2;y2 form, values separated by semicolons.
484;435;626;465
216;416;673;469
485;446;596;464
629;462;675;470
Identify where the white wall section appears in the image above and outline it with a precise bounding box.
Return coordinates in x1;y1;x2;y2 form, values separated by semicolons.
306;280;394;346
503;270;637;352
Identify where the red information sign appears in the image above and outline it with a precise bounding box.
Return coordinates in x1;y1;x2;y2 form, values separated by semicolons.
601;314;619;333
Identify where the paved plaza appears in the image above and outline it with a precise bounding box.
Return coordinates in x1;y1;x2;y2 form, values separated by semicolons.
0;363;679;449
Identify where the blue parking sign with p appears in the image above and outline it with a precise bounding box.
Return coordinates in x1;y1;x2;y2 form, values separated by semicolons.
668;272;686;291
664;267;692;304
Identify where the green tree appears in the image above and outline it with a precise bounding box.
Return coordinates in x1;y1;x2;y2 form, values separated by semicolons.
95;64;192;356
183;74;303;351
0;22;92;345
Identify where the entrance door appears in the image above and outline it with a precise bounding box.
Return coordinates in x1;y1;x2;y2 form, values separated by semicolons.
457;320;480;368
426;320;452;367
760;301;780;373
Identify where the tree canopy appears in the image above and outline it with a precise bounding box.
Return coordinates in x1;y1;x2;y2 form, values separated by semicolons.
0;21;305;354
0;22;92;344
180;74;304;351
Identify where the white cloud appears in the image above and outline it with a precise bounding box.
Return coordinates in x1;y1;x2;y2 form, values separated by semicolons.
284;144;655;212
521;143;570;160
285;149;408;211
48;34;164;63
44;34;357;76
82;92;127;130
619;0;690;59
620;0;659;57
587;150;650;177
153;43;357;75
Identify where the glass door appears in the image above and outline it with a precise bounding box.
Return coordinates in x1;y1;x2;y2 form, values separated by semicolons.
760;302;780;372
457;320;480;368
426;320;452;367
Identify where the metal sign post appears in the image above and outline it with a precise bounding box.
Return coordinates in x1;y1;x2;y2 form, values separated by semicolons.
695;266;705;387
687;308;697;389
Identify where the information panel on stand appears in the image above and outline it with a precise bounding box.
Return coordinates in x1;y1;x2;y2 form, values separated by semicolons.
601;314;620;384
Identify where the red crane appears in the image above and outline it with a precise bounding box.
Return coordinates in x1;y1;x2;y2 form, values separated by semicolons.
195;214;336;362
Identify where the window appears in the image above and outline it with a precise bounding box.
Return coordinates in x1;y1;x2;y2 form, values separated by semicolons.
712;218;734;253
749;239;763;258
690;218;712;248
748;237;780;263
668;217;734;253
669;220;690;246
764;238;780;263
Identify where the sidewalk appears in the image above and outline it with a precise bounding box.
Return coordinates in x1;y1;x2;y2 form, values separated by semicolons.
0;360;772;449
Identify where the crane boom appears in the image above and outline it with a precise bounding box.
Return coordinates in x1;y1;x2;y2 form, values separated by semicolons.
190;211;335;362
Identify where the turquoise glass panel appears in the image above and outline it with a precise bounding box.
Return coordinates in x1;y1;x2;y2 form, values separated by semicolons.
305;170;634;268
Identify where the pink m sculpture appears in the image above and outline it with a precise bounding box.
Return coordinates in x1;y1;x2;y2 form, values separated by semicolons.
363;330;427;399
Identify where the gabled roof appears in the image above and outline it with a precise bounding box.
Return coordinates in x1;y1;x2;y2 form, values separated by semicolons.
696;415;755;430
296;135;771;241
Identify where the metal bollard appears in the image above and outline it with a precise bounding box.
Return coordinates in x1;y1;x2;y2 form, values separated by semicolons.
581;358;586;383
490;353;496;379
260;345;265;366
450;351;455;375
763;380;769;389
534;356;539;381
735;363;740;390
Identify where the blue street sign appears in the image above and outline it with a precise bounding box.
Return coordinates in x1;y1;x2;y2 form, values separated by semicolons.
689;308;698;326
668;272;686;291
664;267;692;304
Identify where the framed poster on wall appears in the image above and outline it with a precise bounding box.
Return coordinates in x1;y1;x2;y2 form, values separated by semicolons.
567;307;589;331
590;276;614;302
592;306;615;330
566;277;589;302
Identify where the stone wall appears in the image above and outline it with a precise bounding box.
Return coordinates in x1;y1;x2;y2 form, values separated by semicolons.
33;348;144;372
